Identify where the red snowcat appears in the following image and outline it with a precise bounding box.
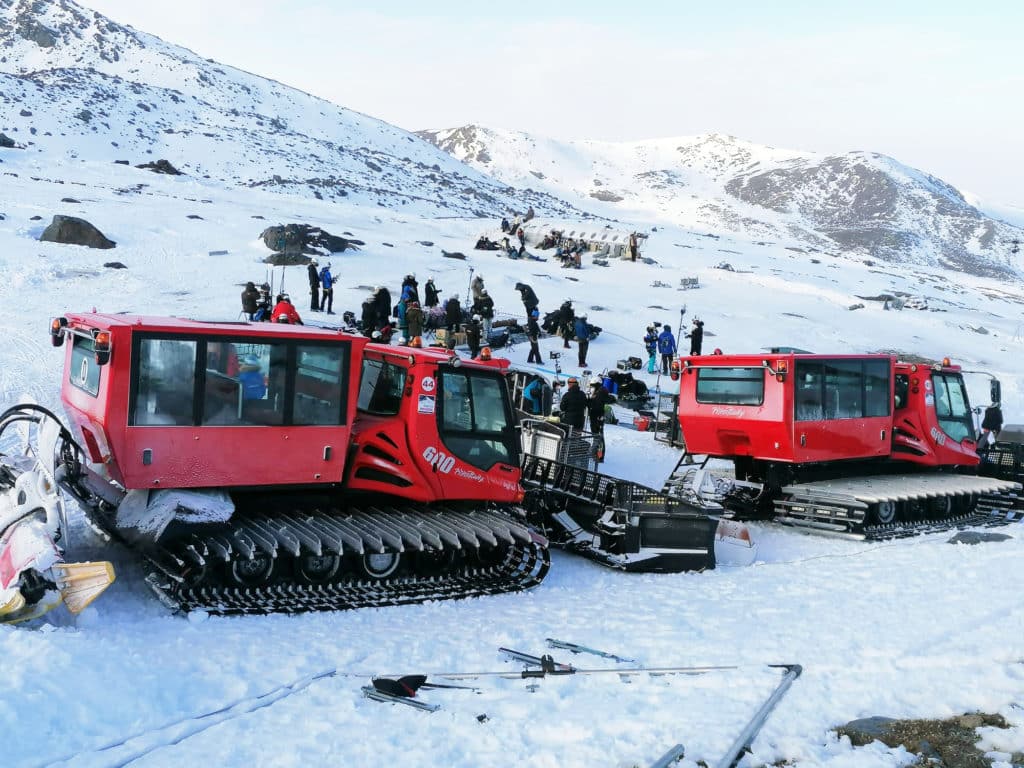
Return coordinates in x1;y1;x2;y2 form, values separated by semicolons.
675;352;1022;535
0;313;548;621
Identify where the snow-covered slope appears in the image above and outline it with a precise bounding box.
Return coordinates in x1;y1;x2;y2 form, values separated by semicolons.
1;4;1023;768
0;0;579;218
418;125;1024;278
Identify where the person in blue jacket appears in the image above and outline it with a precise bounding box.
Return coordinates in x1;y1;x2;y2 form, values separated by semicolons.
319;262;335;314
657;325;676;375
574;314;592;367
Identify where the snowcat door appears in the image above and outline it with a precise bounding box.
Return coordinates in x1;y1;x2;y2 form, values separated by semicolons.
432;368;521;503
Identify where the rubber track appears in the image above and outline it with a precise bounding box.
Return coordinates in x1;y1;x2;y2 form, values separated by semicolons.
147;539;549;615
78;499;550;616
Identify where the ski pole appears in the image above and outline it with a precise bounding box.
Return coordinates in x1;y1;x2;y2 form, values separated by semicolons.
649;744;685;768
714;663;803;768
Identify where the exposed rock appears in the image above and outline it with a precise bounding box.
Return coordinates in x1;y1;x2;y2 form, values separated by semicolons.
136;159;182;175
19;109;32;117
260;224;353;258
103;262;128;269
60;197;80;203
262;252;310;267
590;190;624;203
75;109;93;123
948;531;1012;545
0;133;15;148
30;215;42;221
837;712;1009;768
848;303;865;311
382;242;394;247
40;216;116;249
186;214;203;220
417;241;434;247
441;251;466;260
114;160;130;165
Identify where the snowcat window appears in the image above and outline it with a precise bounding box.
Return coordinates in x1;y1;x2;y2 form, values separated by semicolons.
292;344;347;426
438;371;516;470
132;338;198;426
795;363;824;421
795;359;890;421
69;334;101;397
695;367;764;406
931;373;972;442
358;359;406;415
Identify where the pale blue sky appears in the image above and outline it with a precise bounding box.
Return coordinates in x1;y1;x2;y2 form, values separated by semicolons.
81;1;1023;206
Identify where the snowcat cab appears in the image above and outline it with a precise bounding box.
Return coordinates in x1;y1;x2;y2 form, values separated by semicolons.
11;313;548;617
676;353;1022;533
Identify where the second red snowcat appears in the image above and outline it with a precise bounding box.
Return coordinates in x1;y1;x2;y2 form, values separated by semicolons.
674;352;1022;535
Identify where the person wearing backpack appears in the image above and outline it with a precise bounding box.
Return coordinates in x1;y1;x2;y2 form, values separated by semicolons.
319;262;335;314
657;325;676;375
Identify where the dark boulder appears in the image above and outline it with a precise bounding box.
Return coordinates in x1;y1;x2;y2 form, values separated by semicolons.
0;133;15;149
260;223;356;258
40;215;116;249
61;197;80;204
103;262;128;269
136;159;182;175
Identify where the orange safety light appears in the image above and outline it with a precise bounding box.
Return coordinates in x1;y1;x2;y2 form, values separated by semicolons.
480;346;492;361
94;330;112;366
942;357;951;367
49;316;67;347
670;359;681;381
776;360;788;381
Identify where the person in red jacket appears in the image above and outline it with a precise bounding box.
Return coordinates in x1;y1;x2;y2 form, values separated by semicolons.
271;294;303;324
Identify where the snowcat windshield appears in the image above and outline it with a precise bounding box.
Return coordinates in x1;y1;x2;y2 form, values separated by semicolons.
931;372;973;443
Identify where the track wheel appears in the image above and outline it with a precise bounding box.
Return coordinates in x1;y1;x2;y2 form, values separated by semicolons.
361;552;401;579
412;549;456;577
928;496;953;518
871;500;897;525
229;554;275;587
296;553;341;584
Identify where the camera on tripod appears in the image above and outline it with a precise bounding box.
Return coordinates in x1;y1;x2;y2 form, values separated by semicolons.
549;351;562;359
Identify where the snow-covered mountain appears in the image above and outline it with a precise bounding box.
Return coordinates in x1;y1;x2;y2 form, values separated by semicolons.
0;0;579;218
417;125;1024;278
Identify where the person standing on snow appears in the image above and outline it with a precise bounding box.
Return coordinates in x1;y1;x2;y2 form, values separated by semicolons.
307;259;321;312
474;289;495;339
405;301;424;343
401;274;419;305
685;317;704;356
658;325;676;375
557;377;587;431
241;281;260;320
574;314;592;367
465;315;482;359
445;294;462;335
643;325;659;374
424;277;441;308
471;273;486;302
515;282;539;319
526;308;542;364
319;262;335;315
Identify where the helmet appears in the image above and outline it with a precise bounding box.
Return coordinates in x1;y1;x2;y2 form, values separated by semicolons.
472;314;481;322
481;289;488;295
590;376;603;386
310;258;318;266
427;276;434;281
397;336;407;345
281;293;290;301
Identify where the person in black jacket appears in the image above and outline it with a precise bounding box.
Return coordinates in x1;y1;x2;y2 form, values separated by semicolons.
360;299;377;338
307;258;321;312
424;277;441;308
587;378;616;462
373;286;391;331
473;290;495;338
241;282;260;320
515;282;539;318
444;294;462;339
558;300;575;349
465;315;482;359
686;318;704;356
526;308;542;364
557;377;587;431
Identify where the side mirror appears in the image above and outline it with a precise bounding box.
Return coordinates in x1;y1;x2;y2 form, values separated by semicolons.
990;378;1001;406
